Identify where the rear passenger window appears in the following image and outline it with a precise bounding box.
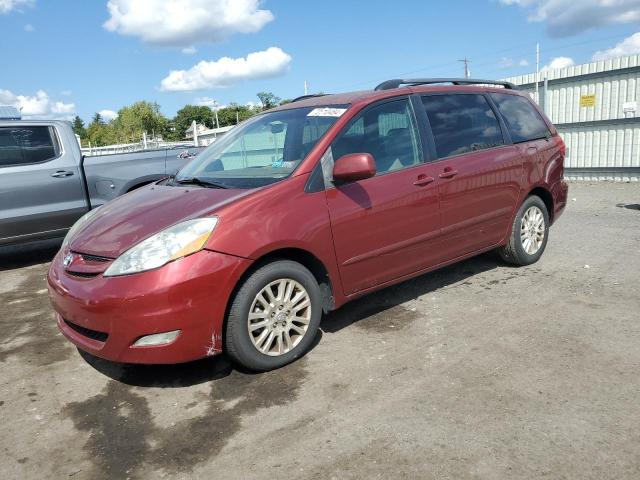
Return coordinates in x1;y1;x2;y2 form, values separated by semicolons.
422;94;504;158
0;126;60;167
331;98;422;175
490;93;550;143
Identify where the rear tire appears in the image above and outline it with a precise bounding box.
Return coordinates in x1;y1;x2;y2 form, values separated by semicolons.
498;195;549;266
224;260;322;371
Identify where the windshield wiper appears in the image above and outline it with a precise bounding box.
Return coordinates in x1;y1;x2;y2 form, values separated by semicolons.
173;177;228;189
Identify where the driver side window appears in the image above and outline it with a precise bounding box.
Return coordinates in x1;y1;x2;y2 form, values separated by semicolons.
330;98;422;175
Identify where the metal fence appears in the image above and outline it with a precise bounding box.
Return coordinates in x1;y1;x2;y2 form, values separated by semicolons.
82;140;195;156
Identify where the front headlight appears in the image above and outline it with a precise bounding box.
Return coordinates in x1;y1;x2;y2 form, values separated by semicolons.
62;207;103;249
103;217;218;277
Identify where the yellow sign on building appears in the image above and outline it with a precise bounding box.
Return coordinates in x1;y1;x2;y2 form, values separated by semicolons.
580;94;596;107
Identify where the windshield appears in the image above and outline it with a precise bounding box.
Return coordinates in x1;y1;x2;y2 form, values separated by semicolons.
175;105;348;189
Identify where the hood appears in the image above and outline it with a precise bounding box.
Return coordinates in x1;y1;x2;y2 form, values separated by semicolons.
69;184;253;258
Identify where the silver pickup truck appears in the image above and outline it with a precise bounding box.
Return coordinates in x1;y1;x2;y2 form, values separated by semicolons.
0;120;199;246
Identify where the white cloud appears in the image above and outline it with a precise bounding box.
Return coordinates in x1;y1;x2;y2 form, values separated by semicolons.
0;0;33;14
0;88;75;119
499;57;515;68
542;56;575;71
160;47;292;91
499;57;530;68
182;46;197;55
99;109;118;121
498;0;640;37
23;23;34;32
194;97;224;109
593;32;640;60
104;0;274;47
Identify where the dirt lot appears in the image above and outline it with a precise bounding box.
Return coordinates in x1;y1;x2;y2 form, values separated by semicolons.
1;182;639;480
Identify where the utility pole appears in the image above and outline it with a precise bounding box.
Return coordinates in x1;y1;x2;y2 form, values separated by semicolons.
212;100;220;129
458;58;471;78
304;80;308;95
535;43;540;104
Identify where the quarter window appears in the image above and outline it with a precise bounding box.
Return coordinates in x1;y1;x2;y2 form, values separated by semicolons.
0;126;60;167
331;98;422;174
490;93;550;143
422;94;504;158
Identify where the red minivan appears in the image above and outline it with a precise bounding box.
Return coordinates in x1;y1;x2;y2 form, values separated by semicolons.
48;79;568;371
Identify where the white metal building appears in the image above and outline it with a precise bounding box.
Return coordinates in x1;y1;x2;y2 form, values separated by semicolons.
505;54;640;181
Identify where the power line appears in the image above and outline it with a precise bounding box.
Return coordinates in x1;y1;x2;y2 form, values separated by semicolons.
335;32;633;91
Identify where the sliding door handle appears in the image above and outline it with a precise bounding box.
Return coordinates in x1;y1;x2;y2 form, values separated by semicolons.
439;169;458;179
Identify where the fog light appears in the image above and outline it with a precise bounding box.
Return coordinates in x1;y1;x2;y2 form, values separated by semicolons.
133;330;181;347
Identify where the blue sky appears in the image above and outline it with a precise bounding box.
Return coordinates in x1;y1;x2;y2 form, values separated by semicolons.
1;0;640;123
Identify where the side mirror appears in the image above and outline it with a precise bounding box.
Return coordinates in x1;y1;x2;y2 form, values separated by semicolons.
333;153;376;182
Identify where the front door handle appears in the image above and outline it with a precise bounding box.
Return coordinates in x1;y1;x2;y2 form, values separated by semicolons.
439;169;458;179
51;170;74;178
413;175;435;186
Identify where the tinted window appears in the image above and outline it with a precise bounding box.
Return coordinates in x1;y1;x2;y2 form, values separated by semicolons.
490;93;550;143
422;94;504;158
331;98;422;174
0;126;60;167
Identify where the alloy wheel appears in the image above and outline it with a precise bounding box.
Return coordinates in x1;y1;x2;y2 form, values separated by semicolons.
520;205;545;255
247;278;312;356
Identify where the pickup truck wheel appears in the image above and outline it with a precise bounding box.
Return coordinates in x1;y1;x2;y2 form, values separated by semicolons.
225;260;321;371
498;195;549;266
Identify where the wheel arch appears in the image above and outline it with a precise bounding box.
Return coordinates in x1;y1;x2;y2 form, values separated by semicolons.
223;247;336;333
527;186;555;223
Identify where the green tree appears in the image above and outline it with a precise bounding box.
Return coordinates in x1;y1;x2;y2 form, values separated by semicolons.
91;112;104;125
71;116;86;139
173;104;214;139
111;101;169;142
257;92;281;110
216;103;256;126
86;113;115;146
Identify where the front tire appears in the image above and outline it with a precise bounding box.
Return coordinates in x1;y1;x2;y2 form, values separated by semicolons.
498;195;550;266
224;260;322;371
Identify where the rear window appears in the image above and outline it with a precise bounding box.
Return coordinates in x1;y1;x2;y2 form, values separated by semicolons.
0;126;60;167
422;94;504;158
490;93;550;143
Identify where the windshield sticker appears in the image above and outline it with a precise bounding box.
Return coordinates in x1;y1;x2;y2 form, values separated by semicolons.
272;160;284;168
307;107;347;117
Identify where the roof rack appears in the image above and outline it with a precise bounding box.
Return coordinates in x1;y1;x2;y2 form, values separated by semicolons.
290;93;329;103
374;78;517;91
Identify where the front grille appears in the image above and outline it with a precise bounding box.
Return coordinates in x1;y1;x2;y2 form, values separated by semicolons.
77;253;112;263
64;319;108;342
66;271;99;278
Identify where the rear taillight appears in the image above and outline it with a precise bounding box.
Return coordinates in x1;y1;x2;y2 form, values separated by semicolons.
553;135;566;157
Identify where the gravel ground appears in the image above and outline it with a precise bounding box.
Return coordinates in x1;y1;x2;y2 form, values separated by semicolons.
1;182;639;480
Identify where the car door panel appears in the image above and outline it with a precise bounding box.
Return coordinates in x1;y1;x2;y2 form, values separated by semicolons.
0;125;86;244
323;97;442;295
326;164;441;294
433;146;523;261
419;93;523;262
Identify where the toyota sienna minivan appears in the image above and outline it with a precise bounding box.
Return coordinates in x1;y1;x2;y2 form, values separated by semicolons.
48;78;568;371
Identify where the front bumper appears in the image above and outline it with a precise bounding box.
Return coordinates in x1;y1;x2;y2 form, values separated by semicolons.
48;248;250;364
